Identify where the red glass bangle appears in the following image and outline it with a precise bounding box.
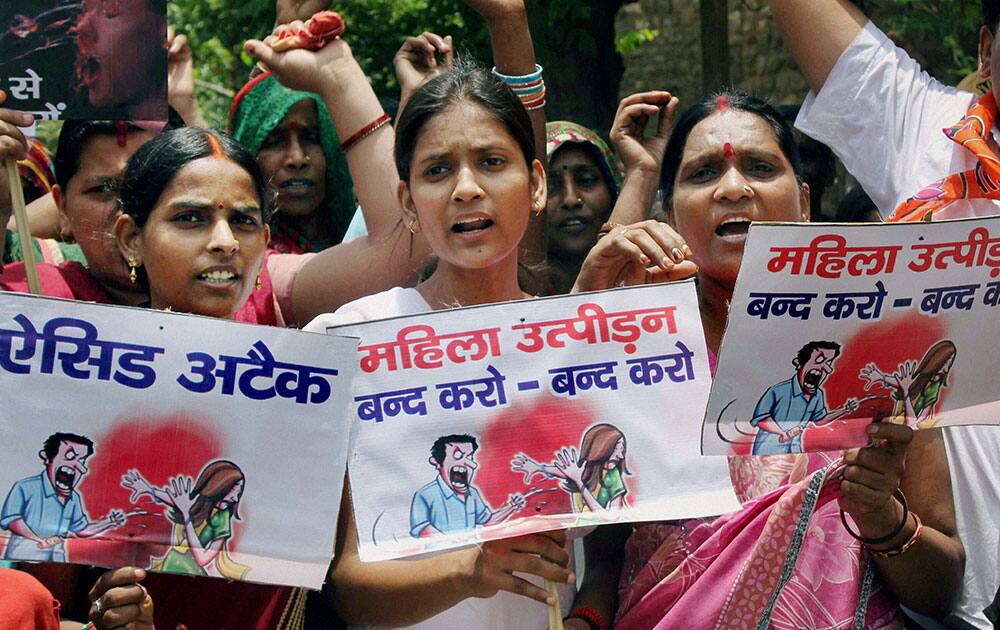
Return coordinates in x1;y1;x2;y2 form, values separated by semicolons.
340;113;391;153
869;513;923;558
565;606;608;630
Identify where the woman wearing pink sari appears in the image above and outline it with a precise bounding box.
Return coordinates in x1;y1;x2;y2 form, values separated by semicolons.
575;92;965;628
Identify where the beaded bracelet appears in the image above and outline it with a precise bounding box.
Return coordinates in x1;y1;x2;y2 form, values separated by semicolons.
869;512;923;558
564;606;608;630
340;113;391;153
840;488;909;545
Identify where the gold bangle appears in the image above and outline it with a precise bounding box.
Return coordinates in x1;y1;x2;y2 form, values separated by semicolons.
868;512;923;558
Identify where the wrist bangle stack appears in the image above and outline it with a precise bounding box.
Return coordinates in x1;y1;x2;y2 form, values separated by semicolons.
564;607;608;630
492;64;546;111
841;488;910;545
340;113;391;153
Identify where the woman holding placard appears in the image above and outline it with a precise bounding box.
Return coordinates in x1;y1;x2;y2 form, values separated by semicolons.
575;91;965;627
295;7;694;629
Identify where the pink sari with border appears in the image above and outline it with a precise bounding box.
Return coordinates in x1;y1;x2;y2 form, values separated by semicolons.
615;353;903;629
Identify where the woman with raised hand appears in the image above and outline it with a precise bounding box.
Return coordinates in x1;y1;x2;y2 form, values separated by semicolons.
304;56;575;630
229;70;357;254
576;91;965;628
2;14;421;328
303;55;695;630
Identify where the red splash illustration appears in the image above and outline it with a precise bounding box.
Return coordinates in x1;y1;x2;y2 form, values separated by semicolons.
475;395;636;519
800;313;948;451
65;414;225;569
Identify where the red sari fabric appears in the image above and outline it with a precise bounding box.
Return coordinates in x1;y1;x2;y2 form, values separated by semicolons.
140;573;299;630
0;568;61;630
0;255;281;327
0;261;112;303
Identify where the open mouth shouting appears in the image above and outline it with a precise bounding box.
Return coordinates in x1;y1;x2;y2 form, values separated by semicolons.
802;368;824;391
452;215;494;236
449;466;471;490
555;214;593;236
279;178;315;196
714;216;752;243
54;466;77;492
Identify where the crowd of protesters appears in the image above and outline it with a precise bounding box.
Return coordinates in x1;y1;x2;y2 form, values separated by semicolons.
0;0;998;628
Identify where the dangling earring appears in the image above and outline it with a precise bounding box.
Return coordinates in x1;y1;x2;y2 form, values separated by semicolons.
407;219;417;258
127;257;139;284
255;271;262;290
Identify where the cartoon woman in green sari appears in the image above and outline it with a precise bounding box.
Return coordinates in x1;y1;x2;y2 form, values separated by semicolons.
121;460;250;580
860;340;957;429
512;423;630;512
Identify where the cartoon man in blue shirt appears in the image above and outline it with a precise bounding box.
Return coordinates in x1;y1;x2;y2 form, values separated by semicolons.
751;341;859;455
1;432;126;561
410;434;525;537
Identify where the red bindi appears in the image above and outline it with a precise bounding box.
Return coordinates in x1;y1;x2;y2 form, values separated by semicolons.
289;121;298;132
115;121;128;148
218;203;225;210
723;142;734;159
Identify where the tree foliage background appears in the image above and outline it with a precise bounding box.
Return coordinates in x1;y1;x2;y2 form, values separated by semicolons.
169;0;495;130
26;0;985;146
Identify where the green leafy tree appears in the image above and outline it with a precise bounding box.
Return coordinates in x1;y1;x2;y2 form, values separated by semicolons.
168;0;632;132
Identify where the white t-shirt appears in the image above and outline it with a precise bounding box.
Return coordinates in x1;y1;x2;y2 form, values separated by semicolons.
306;287;577;630
798;22;1000;629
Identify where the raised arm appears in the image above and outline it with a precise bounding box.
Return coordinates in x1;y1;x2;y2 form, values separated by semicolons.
167;27;206;127
607;91;678;226
248;29;399;239
0;94;34;258
770;0;868;93
465;0;547;265
247;24;429;324
395;32;454;113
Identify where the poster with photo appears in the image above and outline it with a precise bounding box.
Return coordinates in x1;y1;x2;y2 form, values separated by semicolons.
0;0;167;123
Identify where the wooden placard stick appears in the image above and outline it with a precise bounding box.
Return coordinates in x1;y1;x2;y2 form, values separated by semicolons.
546;578;564;630
5;157;41;294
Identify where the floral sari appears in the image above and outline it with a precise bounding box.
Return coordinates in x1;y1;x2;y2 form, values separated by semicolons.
616;453;903;629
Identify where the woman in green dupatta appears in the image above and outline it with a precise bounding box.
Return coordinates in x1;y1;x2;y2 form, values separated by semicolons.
230;73;355;253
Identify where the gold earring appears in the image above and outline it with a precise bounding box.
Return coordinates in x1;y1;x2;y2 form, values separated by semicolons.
404;218;418;258
127;257;138;284
255;272;262;291
532;202;543;217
